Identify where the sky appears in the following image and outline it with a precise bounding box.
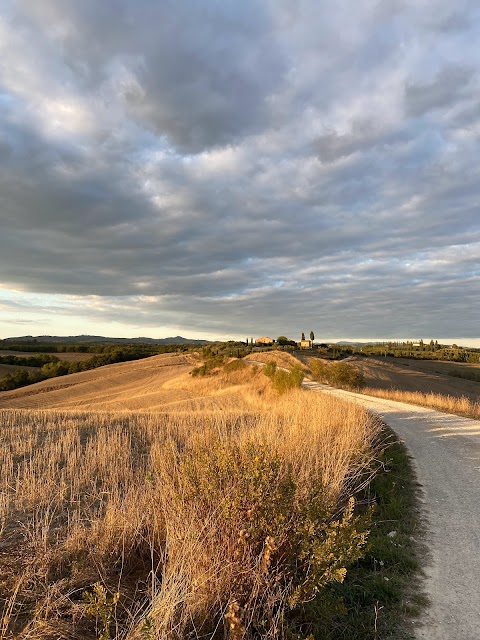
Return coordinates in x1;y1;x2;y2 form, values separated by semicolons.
1;1;479;345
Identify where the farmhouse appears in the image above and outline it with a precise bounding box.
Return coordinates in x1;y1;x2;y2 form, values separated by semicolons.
299;340;313;349
256;336;275;346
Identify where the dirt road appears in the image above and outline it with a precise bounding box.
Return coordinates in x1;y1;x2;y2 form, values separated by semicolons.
304;379;480;639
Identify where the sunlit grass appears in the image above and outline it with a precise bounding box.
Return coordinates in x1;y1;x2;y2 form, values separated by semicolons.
362;387;480;420
0;371;381;639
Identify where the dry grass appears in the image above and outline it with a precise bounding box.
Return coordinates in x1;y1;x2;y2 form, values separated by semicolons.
245;351;308;371
0;360;381;639
0;353;195;411
363;386;480;419
351;356;480;402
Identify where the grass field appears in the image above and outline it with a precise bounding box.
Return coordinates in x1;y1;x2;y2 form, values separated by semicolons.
245;350;309;371
350;356;480;402
362;386;480;420
0;354;388;639
0;353;195;410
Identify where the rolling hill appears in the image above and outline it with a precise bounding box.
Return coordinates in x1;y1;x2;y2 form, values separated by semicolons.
0;352;198;411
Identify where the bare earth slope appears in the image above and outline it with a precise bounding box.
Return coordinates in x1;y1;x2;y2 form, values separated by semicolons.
0;353;196;410
304;379;480;640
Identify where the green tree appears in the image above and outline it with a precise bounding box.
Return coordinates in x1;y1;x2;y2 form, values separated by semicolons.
310;331;315;342
277;336;289;346
301;333;305;341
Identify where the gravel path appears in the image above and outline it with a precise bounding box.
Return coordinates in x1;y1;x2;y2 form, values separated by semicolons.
303;380;480;640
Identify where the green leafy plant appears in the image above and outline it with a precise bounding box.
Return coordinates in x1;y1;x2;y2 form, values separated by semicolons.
309;359;365;390
170;437;372;634
264;362;304;393
83;583;120;640
263;361;277;378
191;355;225;377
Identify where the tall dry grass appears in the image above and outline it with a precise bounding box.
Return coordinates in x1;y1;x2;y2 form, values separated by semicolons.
244;351;309;371
0;373;382;639
363;386;480;419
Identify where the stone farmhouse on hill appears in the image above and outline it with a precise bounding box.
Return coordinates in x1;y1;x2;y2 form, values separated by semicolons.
254;336;315;349
299;339;313;349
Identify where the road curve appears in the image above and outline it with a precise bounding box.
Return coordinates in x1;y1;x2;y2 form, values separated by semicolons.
303;380;480;640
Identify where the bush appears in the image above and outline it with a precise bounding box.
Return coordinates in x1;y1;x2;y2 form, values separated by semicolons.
41;361;70;378
0;385;381;638
165;437;372;635
310;359;365;390
264;362;304;394
222;359;247;374
191;355;225;377
290;363;304;388
263;361;277;378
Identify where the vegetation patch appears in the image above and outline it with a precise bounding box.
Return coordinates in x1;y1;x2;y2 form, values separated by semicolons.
190;354;226;377
306;428;427;639
263;361;305;394
447;368;480;383
0;386;382;639
0;341;234;392
362;387;480;420
309;359;365;390
332;340;480;363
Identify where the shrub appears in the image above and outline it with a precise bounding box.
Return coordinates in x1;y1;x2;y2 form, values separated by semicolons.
222;359;247;374
310;359;365;390
41;361;70;378
190;355;225;377
0;374;381;639
265;362;304;394
163;437;372;636
290;363;304;388
263;361;277;378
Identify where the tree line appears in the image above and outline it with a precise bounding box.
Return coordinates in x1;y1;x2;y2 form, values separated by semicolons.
339;341;480;363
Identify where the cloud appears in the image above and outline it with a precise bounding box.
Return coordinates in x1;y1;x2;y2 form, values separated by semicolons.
0;0;479;339
405;65;475;117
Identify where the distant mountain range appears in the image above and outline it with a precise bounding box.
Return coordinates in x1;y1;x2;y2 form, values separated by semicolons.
2;335;211;345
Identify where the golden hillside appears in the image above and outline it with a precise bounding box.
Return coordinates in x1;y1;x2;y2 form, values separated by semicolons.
0;352;282;413
0;352;196;411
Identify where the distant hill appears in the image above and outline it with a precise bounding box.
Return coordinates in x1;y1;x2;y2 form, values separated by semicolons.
334;341;381;347
2;335;211;345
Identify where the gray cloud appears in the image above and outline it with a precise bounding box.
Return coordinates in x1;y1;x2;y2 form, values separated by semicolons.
0;0;479;339
12;0;286;153
405;65;475;117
